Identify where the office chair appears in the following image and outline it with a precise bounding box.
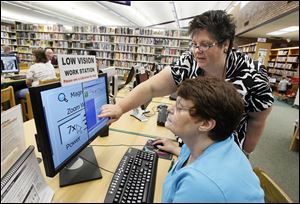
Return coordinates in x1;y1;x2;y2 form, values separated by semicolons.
1;86;16;111
253;167;293;203
20;78;60;121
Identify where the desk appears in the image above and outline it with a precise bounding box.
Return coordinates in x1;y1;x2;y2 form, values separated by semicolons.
113;87;176;140
23;119;173;202
1;77;26;89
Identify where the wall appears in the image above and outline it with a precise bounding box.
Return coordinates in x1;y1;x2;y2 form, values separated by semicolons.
234;1;299;35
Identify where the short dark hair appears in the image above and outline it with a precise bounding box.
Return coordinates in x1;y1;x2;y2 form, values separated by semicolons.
188;10;236;52
177;76;244;141
32;49;48;63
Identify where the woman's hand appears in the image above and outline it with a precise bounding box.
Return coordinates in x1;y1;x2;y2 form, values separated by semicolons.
153;138;181;156
98;104;124;125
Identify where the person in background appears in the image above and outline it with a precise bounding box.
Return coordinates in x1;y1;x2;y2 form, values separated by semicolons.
278;76;291;96
15;49;56;101
160;77;264;202
3;46;12;55
45;47;58;68
99;10;274;157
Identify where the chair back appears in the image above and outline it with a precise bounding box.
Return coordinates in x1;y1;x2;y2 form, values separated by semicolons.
21;92;34;120
1;86;16;111
39;78;60;85
253;167;293;203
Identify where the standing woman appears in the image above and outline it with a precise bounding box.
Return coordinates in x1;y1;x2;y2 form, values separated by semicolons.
99;10;274;156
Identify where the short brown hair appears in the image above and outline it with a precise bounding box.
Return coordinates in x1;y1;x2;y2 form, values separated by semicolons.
32;49;48;63
177;76;244;141
188;10;236;52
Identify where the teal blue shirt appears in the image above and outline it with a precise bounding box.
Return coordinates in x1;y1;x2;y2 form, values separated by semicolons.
162;136;264;203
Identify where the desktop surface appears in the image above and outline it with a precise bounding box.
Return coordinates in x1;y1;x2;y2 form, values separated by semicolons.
23;119;173;202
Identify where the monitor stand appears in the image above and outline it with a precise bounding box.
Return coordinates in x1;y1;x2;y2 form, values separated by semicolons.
130;107;150;122
59;146;102;187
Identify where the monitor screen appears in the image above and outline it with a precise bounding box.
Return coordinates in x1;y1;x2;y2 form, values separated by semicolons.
29;74;109;185
1;54;19;74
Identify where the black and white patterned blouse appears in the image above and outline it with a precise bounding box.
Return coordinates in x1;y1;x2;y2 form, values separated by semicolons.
170;50;274;149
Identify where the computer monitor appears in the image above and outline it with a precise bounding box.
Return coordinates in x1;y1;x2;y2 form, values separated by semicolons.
1;54;19;74
117;66;136;90
136;72;151;110
29;73;109;187
125;66;136;85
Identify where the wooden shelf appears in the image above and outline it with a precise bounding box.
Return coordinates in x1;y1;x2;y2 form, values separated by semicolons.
237;42;272;66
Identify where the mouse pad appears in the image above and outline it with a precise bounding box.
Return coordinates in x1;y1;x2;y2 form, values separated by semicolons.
143;139;173;160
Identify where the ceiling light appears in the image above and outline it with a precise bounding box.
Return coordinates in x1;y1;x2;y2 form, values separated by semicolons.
267;26;299;36
266;31;287;36
240;1;250;9
8;1;91;25
280;26;299;32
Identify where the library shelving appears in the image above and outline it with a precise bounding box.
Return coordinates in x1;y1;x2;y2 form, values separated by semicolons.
237;42;272;66
1;22;17;53
267;47;299;94
1;22;191;76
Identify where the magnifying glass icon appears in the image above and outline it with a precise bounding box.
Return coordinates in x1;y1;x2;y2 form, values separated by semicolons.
58;93;68;102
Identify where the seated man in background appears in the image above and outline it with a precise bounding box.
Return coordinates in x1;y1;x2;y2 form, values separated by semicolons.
45;47;58;68
155;77;264;202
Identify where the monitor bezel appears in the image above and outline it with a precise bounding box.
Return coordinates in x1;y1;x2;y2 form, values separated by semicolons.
29;73;109;177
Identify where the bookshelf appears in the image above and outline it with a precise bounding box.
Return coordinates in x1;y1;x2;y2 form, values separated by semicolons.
1;22;17;53
267;47;299;94
2;22;190;76
237;42;272;66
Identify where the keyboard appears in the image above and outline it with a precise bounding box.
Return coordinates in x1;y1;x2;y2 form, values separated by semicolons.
8;75;26;80
104;148;158;203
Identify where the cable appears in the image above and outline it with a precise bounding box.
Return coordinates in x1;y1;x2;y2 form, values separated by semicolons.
144;105;157;117
79;155;115;174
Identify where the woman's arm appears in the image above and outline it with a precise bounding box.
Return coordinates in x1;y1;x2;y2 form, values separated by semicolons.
99;66;177;124
243;107;272;154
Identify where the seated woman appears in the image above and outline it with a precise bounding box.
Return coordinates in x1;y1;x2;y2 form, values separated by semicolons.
154;77;264;202
15;49;56;101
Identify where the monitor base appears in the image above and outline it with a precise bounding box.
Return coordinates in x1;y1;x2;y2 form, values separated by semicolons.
59;146;102;187
130;107;150;122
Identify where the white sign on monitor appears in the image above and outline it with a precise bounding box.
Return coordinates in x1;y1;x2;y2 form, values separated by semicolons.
57;54;98;86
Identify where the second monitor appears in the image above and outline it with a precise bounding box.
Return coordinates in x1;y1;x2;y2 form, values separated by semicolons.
130;71;151;122
1;54;19;74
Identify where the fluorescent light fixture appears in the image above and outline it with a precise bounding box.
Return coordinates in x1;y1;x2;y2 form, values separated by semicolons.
280;26;299;32
1;10;51;24
240;1;250;9
171;1;180;28
267;31;286;36
6;1;91;25
267;26;299;36
2;1;31;10
233;1;240;6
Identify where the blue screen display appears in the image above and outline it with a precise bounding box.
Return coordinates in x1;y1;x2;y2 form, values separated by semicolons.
40;77;108;169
